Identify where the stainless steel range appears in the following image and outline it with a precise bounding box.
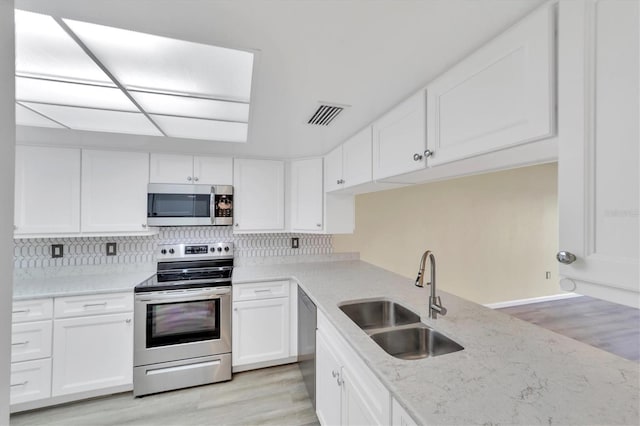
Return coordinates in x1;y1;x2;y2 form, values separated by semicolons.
133;242;233;397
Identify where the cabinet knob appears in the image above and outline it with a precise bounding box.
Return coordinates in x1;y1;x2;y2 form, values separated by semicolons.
187;176;193;181
424;149;434;158
413;153;423;162
142;224;147;228
332;370;339;378
556;251;577;265
125;318;132;324
194;177;199;182
316;224;322;227
235;223;239;227
337;179;345;185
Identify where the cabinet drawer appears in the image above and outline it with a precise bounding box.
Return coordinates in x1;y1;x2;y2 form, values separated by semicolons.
233;280;290;301
11;320;52;363
54;292;133;318
10;359;52;405
12;299;53;323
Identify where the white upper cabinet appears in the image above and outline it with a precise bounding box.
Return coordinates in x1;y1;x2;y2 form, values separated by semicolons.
149;153;232;185
557;0;639;308
291;158;324;232
426;3;555;166
325;127;373;192
14;146;81;235
81;150;150;233
324;145;344;193
372;91;427;180
233;159;285;232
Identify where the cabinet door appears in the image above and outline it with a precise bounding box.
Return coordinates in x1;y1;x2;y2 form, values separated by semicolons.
232;297;290;367
14;146;80;235
315;329;343;426
149;153;194;184
343;126;372;189
426;4;554;166
291;158;323;232
233;159;285;231
52;312;133;396
193;155;233;185
372;91;426;180
557;0;639;307
392;398;418;426
324;145;343;193
342;367;381;426
81;150;150;233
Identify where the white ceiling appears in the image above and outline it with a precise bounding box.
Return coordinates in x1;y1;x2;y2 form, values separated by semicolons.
15;0;544;159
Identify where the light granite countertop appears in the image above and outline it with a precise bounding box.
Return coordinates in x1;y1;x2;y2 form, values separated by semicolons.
234;260;640;425
13;270;155;300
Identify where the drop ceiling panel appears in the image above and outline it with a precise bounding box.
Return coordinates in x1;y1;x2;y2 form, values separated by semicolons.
64;19;254;101
15;10;115;86
22;103;162;136
15;103;65;128
130;91;249;122
16;77;138;111
150;115;248;142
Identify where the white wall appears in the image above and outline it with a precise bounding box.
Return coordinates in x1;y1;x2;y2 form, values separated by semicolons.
0;0;15;422
333;163;561;305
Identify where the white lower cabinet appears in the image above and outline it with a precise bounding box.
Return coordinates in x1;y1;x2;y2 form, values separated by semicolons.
316;310;390;426
11;320;52;363
232;280;297;371
52;311;133;396
391;398;418;426
10;359;52;405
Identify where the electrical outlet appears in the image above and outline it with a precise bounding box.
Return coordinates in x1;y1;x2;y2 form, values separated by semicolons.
51;244;64;258
291;237;299;249
106;242;117;256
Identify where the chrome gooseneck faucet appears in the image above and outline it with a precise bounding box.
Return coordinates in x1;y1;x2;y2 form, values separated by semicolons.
415;250;447;319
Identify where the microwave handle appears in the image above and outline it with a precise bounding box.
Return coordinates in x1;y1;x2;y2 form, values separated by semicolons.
210;186;216;225
137;287;231;303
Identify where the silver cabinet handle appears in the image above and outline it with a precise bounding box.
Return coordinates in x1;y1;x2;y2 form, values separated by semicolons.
12;309;30;314
12;341;29;346
83;302;108;308
194;177;199;182
10;381;28;387
424;149;434;158
413;153;423;161
557;251;577;264
254;289;272;293
187;176;193;181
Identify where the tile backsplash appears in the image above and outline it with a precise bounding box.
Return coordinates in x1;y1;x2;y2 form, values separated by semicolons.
14;227;333;270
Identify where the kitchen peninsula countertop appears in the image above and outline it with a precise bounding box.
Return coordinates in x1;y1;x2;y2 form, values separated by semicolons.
234;260;640;425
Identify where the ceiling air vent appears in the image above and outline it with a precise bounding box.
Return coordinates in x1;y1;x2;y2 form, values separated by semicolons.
307;103;347;126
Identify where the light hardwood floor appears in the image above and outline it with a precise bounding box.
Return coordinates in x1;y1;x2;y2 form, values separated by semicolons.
499;295;640;362
11;363;319;426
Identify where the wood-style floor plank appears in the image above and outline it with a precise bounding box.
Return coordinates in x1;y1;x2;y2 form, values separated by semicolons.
499;295;640;362
10;363;319;426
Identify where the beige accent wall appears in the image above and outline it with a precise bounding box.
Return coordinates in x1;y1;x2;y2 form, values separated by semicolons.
333;163;560;305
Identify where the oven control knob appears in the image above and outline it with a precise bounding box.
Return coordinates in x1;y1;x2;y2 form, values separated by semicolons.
169;248;175;254
160;249;167;255
224;246;230;252
217;247;222;252
210;247;215;253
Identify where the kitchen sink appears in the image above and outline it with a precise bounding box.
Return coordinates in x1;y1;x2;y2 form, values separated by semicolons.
370;324;464;360
339;299;421;330
339;298;463;360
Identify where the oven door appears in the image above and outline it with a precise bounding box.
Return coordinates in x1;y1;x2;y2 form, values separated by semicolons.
147;184;214;226
134;287;231;367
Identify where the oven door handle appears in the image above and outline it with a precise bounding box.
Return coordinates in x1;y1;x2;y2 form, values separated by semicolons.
136;288;231;303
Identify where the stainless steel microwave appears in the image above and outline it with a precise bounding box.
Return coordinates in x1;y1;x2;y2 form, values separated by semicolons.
147;184;233;226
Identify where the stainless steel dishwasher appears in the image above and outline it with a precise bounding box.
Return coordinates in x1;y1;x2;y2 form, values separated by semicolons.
298;287;316;408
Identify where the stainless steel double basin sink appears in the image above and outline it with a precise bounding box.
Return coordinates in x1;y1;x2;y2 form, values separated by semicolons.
338;299;463;360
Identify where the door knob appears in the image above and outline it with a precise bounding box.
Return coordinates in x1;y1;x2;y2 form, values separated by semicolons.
556;251;577;264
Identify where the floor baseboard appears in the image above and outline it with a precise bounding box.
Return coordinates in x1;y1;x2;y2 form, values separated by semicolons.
484;293;582;309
